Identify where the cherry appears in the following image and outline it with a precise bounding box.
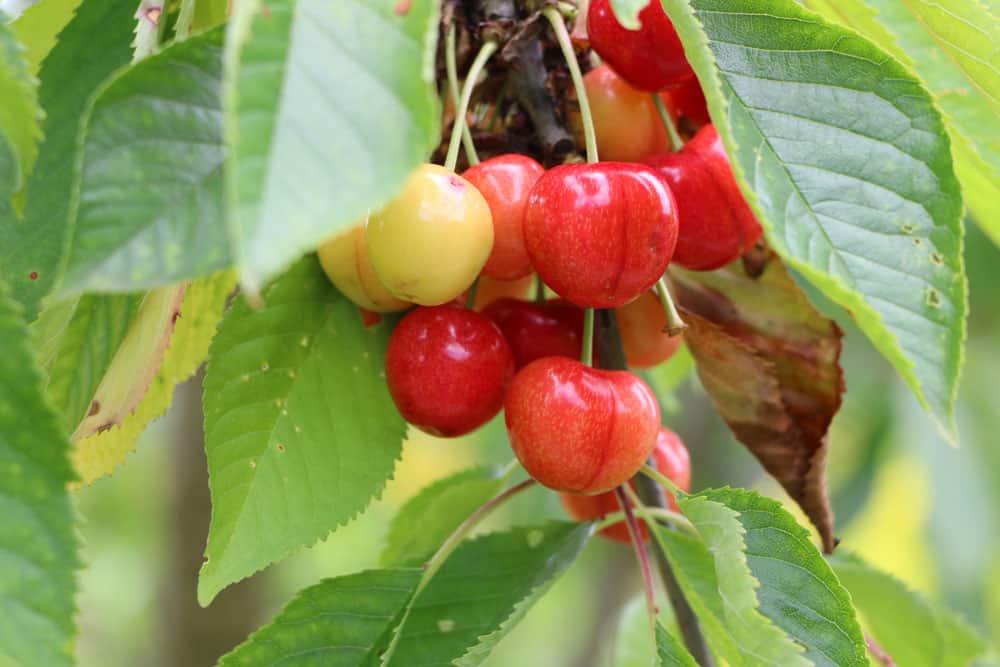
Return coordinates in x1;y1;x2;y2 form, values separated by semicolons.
469;274;535;311
482;298;592;370
318;224;410;313
367;164;493;306
523;163;678;308
463;155;545;281
385;305;514;437
587;0;695;92
646;125;762;270
581;64;668;162
560;427;691;543
504;356;660;493
660;77;710;127
615;290;683;368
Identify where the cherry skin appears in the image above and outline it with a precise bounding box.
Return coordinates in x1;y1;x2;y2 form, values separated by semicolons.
582;64;668;162
646;124;762;271
463;155;545;281
367;164;493;306
318;224;410;313
385;305;514;437
504;357;660;493
587;0;695;92
660;77;710;127
482;298;592;370
615;290;683;368
469;274;535;311
560;427;691;543
524;163;679;308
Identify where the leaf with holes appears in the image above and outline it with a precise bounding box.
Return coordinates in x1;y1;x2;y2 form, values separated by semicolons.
672;251;843;551
224;0;441;295
200;257;405;605
661;0;966;443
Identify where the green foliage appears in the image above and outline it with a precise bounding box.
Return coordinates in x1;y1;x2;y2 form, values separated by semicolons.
0;0;135;319
0;280;79;667
656;622;699;667
830;551;989;667
58;26;228;295
199;257;405;604
609;0;651;28
0;15;41;197
662;0;967;443
381;464;508;567
10;0;81;76
222;0;441;295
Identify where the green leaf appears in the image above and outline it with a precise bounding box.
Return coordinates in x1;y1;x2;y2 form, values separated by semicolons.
381;465;507;567
223;0;441;295
610;0;653;28
10;0;82;77
385;522;592;667
72;270;236;484
662;0;967;443
0;278;79;667
656;621;699;667
830;551;989;667
57;25;229;295
0;0;135;319
218;568;422;667
0;14;41;196
200;257;405;605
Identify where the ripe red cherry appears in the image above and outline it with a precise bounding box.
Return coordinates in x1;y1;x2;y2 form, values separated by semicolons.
504;357;660;493
385;305;514;437
660;77;710;127
582;64;668;162
615;290;683;368
524;163;678;308
482;298;593;370
560;427;691;542
646;124;762;270
587;0;695;92
463;155;545;281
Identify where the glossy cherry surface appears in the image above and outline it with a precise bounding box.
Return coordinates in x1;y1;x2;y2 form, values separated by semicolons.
385;305;514;437
583;64;668;162
463;154;545;281
504;357;660;493
615;290;683;368
318;224;410;313
482;298;590;370
524;163;678;308
587;0;695;92
469;274;535;311
646;125;762;270
661;77;710;127
560;426;691;542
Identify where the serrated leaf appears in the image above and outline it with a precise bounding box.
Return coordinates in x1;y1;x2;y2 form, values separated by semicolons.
10;0;82;77
0;0;135;319
657;621;699;667
662;0;967;443
381;465;507;567
0;14;41;196
830;551;989;667
0;278;79;667
385;522;592;667
218;568;422;667
200;257;405;605
57;25;229;296
72;270;235;484
672;251;843;550
223;0;441;295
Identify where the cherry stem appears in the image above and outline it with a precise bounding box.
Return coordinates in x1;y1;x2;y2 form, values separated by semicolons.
594;501;697;537
534;275;546;303
652;93;685;153
445;24;480;167
580;308;595;366
465;278;480;310
656;278;688;336
615;486;659;648
380;478;535;663
543;7;599;164
445;39;497;172
640;463;685;498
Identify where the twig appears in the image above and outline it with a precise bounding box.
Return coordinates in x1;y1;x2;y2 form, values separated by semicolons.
866;633;897;667
616;486;659;649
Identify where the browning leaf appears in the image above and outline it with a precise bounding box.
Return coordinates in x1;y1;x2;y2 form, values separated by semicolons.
672;251;843;551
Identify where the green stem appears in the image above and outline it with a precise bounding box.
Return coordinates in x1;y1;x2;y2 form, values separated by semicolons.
174;0;196;40
380;478;535;663
580;308;595;366
652;94;685;153
656;278;687;336
464;278;480;310
640;463;684;501
593;505;695;535
543;7;598;163
445;40;497;172
616;486;659;648
534;275;546;303
446;25;481;167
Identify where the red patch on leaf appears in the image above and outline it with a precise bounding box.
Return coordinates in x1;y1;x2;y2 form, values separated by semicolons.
393;0;412;16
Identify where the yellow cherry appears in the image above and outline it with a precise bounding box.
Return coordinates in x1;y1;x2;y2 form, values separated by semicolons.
318;223;410;312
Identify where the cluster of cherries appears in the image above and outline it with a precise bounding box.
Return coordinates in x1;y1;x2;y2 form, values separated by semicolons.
317;0;761;541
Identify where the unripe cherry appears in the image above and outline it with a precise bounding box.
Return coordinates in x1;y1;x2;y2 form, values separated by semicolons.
615;290;683;368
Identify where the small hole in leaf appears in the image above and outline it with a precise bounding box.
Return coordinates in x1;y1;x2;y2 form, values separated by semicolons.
925;289;941;307
930;253;944;265
276;443;286;453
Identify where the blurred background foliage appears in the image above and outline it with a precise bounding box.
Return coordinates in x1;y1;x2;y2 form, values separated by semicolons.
76;224;999;666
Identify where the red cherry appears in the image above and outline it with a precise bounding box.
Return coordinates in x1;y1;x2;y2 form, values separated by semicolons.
504;357;660;493
615;290;683;368
464;155;545;281
660;77;710;127
587;0;694;92
560;427;691;543
482;298;594;370
385;305;514;437
582;64;669;162
646;124;762;270
524;163;679;308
